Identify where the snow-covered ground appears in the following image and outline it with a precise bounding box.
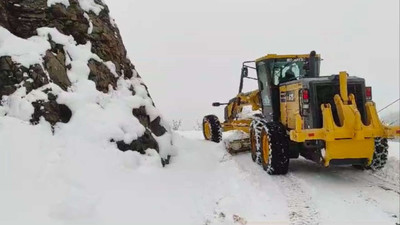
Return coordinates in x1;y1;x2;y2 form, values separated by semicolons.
1;126;399;225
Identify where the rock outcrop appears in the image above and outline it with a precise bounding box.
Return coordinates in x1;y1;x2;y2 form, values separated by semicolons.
0;0;172;161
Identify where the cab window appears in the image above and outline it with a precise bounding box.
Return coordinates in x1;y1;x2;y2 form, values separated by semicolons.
271;59;307;85
256;62;271;107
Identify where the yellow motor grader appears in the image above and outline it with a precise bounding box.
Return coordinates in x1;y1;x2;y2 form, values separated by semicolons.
202;51;400;175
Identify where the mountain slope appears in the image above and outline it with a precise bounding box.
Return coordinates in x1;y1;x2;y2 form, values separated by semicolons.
0;0;173;158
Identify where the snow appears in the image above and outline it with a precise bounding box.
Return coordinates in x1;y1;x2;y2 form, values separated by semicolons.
0;125;284;225
0;27;50;67
223;130;249;141
0;117;160;224
104;61;119;78
77;0;104;15
388;140;399;160
83;13;94;34
1;127;398;224
35;27;102;84
0;25;173;159
109;16;118;28
1;87;34;121
47;0;70;8
236;105;261;120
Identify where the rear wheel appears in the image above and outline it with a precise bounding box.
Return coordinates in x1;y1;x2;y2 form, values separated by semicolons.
353;138;389;170
260;122;290;175
202;115;222;143
366;138;389;170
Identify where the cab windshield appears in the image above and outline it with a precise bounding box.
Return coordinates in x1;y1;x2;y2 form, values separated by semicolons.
271;59;307;85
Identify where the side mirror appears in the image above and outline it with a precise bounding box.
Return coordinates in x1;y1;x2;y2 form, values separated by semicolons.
241;67;248;77
212;102;221;107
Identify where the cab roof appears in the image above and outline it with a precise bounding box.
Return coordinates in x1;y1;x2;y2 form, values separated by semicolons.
255;54;321;63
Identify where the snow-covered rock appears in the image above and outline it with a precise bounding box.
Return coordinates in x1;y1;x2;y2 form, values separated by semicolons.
0;0;173;160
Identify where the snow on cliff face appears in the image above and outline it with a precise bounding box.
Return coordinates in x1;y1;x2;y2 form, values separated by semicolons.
0;0;175;222
0;0;174;159
0;0;174;171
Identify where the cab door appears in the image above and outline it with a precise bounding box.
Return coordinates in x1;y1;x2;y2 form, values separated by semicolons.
256;61;273;121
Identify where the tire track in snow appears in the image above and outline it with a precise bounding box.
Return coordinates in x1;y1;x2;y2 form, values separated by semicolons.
326;167;400;222
367;173;400;194
275;173;320;225
232;154;320;225
333;165;400;195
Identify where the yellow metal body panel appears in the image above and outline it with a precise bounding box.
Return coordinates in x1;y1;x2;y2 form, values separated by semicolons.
224;90;261;121
280;83;302;129
324;139;374;167
222;90;261;135
339;71;349;102
237;91;261;111
226;103;234;120
222;120;252;133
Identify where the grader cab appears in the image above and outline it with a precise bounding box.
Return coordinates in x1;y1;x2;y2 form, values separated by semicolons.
202;51;400;175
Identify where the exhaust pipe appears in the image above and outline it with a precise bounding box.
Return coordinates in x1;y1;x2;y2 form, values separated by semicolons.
308;50;318;78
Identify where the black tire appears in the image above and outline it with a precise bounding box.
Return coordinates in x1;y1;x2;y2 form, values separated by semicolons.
366;138;389;170
260;122;290;175
250;128;258;162
202;115;222;143
288;141;301;159
250;118;264;164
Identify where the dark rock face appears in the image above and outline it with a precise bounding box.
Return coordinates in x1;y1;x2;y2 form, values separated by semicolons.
115;130;159;154
0;0;169;154
132;107;167;136
0;56;20;97
88;59;117;93
0;0;135;79
44;43;71;91
150;116;167;136
132;106;150;127
0;56;50;97
31;99;72;125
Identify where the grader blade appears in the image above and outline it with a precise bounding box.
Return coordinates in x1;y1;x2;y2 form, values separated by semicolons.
224;138;251;154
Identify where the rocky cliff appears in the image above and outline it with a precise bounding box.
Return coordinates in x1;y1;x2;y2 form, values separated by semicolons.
0;0;173;163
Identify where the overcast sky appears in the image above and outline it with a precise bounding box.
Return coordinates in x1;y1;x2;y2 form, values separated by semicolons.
105;0;399;129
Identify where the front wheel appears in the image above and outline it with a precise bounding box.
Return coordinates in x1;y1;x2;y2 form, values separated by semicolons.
250;119;264;164
202;115;222;143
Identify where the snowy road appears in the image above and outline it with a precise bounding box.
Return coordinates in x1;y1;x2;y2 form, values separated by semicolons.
175;131;400;225
1;123;399;225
